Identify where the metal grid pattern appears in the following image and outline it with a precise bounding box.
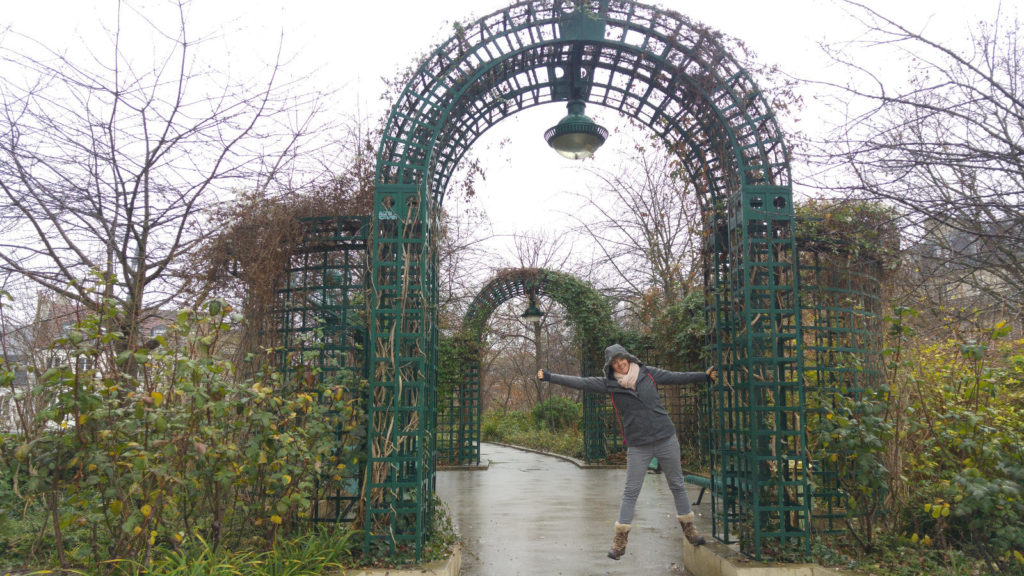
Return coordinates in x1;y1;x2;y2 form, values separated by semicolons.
453;268;616;465
366;187;439;559
372;0;796;560
437;355;481;467
660;382;704;465
797;239;885;534
275;216;369;525
582;391;625;462
703;186;808;559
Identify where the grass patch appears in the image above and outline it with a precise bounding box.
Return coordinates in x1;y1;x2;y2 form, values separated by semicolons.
481;408;584;459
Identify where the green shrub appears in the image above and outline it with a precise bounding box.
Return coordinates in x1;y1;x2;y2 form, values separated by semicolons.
1;297;366;572
884;313;1024;571
531;396;581;431
481;408;583;459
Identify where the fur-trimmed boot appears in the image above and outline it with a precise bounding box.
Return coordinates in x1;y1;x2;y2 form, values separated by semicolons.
607;522;631;560
678;512;706;546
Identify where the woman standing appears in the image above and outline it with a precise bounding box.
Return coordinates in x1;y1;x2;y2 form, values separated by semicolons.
537;343;714;560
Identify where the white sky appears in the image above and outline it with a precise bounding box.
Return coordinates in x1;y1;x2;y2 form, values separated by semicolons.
2;0;1016;277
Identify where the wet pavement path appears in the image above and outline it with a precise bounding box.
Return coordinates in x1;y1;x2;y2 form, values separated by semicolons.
436;443;711;576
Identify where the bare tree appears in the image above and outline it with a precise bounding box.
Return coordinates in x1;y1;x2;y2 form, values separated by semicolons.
567;136;702;318
0;1;327;347
813;2;1024;323
479;299;579;411
436;202;495;331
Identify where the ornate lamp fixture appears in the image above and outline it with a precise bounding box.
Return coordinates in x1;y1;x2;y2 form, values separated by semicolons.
544;99;608;160
543;7;609;161
521;291;544;324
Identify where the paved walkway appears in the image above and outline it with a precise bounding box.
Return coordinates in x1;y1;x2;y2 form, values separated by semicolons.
436;443;713;576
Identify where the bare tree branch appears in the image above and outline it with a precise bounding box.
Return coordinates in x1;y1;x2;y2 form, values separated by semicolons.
0;0;329;345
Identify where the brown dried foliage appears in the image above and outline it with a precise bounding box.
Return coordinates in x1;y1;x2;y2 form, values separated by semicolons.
195;174;374;364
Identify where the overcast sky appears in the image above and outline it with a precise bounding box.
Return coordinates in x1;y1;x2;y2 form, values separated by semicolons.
3;0;1016;276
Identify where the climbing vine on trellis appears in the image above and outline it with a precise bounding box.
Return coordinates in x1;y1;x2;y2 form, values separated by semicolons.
534;269;617;372
439;268;618;466
794;199;900;267
438;331;480;401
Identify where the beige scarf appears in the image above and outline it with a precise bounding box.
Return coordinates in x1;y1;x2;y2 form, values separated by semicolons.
613;361;640;390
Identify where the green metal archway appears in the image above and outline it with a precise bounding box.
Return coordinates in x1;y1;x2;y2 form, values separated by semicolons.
438;267;618;467
368;0;800;560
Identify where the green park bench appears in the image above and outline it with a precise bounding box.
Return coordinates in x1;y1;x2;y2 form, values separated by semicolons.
684;474;711;505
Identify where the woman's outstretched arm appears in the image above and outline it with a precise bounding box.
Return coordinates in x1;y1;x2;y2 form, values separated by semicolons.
537;369;609;394
645;366;717;386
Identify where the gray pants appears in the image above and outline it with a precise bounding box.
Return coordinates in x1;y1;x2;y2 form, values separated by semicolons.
618;434;692;524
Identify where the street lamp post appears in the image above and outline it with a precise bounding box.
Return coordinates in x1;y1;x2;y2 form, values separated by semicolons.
543;7;609;160
522;289;545;403
521;290;544;325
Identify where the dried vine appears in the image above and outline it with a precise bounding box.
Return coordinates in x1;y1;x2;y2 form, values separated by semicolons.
195;183;373;368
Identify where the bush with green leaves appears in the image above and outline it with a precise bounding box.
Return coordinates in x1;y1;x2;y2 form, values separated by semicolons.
530;396;581;431
808;305;1024;573
892;318;1024;571
811;381;893;551
1;296;366;572
839;307;1024;572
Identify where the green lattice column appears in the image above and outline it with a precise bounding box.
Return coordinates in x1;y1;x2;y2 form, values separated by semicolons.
460;362;481;464
366;184;437;559
437;329;482;467
723;184;809;559
705;198;742;544
582;393;607;462
581;349;623;463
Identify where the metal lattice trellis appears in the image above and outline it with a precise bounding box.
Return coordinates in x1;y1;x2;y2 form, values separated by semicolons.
371;0;805;560
796;227;888;534
445;268;617;466
702;186;809;558
276;216;370;525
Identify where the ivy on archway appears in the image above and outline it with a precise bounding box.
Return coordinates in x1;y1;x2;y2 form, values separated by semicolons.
439;267;618;465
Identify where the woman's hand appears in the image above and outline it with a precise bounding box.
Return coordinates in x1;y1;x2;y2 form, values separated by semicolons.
537;369;544;380
706;367;717;382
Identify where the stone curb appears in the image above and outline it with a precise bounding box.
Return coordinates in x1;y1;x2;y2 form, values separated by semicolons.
437;462;490;471
487;441;625;469
684;540;858;576
345;544;461;576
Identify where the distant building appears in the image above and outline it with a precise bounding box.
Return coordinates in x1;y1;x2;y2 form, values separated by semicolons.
0;291;175;432
908;215;1023;325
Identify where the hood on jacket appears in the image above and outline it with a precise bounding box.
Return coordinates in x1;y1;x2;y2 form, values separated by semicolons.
603;344;642;379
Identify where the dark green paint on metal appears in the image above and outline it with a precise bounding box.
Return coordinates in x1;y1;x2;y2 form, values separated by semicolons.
368;0;880;562
276;216;370;526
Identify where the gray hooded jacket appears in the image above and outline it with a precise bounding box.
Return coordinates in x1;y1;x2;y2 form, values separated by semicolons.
541;344;708;447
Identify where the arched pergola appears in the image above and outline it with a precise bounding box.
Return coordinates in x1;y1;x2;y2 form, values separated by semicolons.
438;268;617;467
368;0;803;560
